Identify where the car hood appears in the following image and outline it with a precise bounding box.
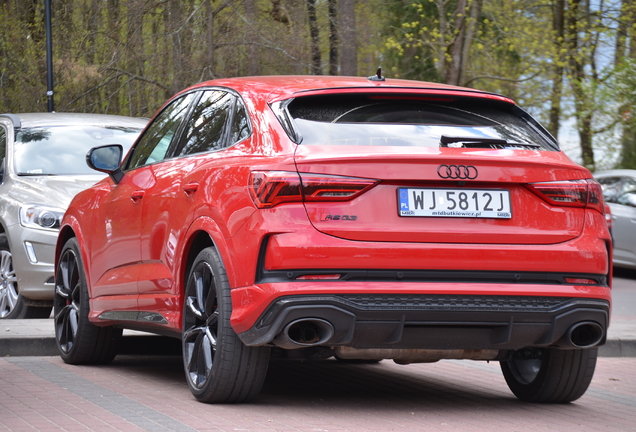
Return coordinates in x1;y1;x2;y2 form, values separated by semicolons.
8;174;106;210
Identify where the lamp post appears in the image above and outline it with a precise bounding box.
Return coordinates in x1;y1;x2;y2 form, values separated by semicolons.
45;0;54;112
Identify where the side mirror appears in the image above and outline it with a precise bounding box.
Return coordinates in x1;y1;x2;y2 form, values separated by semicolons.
86;144;124;183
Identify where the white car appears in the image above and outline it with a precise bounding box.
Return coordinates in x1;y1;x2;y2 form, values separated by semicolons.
0;113;146;318
594;169;636;269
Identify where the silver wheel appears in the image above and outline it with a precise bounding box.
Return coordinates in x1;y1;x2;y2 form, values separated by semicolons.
0;249;19;318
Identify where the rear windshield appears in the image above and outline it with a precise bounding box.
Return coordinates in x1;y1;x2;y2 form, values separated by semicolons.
278;94;557;151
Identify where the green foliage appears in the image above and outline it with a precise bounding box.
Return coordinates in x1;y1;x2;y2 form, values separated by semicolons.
595;60;636;170
380;0;441;82
0;0;634;170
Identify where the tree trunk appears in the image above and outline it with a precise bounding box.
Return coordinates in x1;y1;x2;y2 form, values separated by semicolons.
548;0;565;139
565;0;595;170
444;0;467;85
459;0;482;87
619;1;636;169
307;0;322;75
328;0;338;75
338;0;356;76
244;0;259;76
615;0;628;64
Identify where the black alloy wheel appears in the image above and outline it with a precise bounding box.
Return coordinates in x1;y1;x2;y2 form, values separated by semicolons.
182;247;270;403
54;237;121;364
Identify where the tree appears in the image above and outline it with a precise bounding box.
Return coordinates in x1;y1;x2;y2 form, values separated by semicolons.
338;0;357;76
307;0;322;75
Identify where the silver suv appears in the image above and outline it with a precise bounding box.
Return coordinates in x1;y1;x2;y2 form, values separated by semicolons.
0;113;146;318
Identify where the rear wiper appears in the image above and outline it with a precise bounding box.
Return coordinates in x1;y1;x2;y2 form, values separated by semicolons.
17;173;57;176
440;135;540;148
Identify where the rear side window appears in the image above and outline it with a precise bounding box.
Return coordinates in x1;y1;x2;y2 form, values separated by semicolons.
229;99;251;144
278;94;557;151
174;90;234;157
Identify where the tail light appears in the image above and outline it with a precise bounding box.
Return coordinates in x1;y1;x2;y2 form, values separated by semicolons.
249;171;378;209
526;179;605;214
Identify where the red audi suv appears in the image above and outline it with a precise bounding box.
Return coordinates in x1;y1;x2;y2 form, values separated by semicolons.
54;75;611;404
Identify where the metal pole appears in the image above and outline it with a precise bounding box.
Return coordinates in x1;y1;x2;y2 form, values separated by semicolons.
45;0;54;112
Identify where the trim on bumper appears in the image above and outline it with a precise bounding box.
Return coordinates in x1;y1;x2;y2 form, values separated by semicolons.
236;294;610;351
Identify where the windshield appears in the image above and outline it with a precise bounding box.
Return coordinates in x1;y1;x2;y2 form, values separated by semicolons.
14;125;142;175
282;94;557;151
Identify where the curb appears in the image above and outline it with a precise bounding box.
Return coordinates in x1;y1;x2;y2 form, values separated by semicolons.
598;339;636;357
1;335;182;357
1;335;634;358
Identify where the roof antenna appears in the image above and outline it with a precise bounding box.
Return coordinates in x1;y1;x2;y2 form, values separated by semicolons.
368;67;385;81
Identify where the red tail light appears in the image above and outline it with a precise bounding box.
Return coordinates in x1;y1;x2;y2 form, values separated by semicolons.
249;171;378;209
526;179;605;214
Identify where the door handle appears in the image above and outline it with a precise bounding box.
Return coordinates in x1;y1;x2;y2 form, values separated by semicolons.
183;182;199;196
130;190;145;202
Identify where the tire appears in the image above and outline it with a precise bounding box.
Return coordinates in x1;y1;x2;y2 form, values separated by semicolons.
54;237;121;364
182;247;270;403
0;234;52;319
500;347;598;403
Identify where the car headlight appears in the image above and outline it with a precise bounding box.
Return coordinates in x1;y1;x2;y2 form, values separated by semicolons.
19;205;64;230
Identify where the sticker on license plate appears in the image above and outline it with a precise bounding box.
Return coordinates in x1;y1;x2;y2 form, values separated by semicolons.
397;188;512;218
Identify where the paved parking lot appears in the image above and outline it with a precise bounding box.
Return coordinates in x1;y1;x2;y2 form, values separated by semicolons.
2;270;634;431
1;355;634;432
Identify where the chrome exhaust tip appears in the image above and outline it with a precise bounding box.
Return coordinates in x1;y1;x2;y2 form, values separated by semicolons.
565;321;604;348
272;318;335;349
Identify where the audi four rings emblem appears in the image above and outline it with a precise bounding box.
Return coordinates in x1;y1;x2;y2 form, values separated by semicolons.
437;164;478;179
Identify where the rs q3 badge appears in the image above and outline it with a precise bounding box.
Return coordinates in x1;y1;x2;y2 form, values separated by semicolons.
320;214;357;221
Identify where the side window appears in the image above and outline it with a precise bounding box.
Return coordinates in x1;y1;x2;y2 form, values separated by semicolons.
229;98;251;144
126;92;197;170
174;90;234;157
597;177;622;203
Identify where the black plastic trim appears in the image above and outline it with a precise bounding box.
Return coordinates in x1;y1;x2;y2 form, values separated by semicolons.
257;268;608;286
237;294;610;351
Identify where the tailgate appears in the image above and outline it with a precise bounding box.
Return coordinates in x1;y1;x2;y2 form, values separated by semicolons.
294;146;589;245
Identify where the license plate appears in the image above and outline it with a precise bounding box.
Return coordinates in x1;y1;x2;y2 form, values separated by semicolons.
397;188;512;218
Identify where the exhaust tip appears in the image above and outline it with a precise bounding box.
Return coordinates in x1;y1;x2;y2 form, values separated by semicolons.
567;321;604;348
273;318;335;349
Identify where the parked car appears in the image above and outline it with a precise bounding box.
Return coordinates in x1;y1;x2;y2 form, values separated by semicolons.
54;76;611;404
0;113;146;318
594;169;636;269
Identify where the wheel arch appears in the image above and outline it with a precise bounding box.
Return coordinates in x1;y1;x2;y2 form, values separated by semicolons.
55;217;92;291
179;216;236;304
